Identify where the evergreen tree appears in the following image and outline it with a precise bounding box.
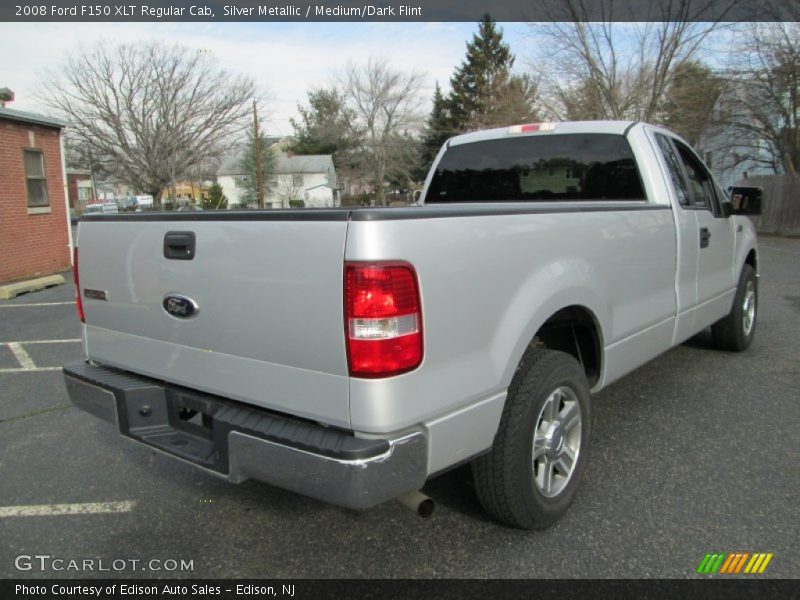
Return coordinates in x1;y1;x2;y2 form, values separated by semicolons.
446;15;537;132
202;182;227;210
289;87;355;170
237;128;275;206
419;82;452;173
661;61;722;146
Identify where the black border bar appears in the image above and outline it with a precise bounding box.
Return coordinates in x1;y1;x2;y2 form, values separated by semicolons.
3;579;799;600
4;0;799;22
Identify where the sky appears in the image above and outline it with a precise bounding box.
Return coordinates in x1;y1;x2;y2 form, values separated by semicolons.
0;21;531;136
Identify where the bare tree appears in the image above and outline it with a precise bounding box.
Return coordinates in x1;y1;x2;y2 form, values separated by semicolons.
40;40;256;206
529;0;728;122
720;22;800;175
277;175;303;208
342;58;425;206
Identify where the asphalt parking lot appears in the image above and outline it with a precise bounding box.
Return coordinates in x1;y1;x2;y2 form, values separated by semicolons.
1;237;798;579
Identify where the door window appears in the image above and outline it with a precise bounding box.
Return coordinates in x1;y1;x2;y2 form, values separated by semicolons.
673;141;719;213
654;134;690;207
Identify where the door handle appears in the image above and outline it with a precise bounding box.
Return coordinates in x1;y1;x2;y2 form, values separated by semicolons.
699;227;711;249
164;231;196;260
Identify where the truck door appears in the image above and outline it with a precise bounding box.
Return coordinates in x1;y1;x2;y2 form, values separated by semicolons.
652;132;699;343
670;139;737;329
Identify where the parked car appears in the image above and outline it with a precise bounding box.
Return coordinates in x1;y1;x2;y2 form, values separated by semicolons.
118;197;139;212
84;202;119;215
65;121;761;529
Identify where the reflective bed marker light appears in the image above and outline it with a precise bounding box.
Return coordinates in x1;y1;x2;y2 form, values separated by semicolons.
345;262;423;377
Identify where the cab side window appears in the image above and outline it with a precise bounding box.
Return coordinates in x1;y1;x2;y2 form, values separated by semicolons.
655;134;691;207
673;141;718;212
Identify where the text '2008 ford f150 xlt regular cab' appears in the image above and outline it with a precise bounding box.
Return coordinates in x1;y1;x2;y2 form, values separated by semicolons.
64;121;762;529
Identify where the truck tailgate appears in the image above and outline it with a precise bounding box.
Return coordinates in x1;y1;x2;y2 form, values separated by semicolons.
76;214;351;428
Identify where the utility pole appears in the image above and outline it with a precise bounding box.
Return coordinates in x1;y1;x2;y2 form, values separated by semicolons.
86;147;99;207
253;100;265;209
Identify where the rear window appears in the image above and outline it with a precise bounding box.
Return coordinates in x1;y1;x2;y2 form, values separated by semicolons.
425;133;646;203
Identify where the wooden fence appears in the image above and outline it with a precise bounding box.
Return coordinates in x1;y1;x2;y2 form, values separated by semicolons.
738;174;800;237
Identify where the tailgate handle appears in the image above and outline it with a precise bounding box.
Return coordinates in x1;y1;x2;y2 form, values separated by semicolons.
164;231;196;260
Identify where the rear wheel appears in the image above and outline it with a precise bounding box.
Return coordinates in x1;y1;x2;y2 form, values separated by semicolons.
472;347;591;529
712;264;757;352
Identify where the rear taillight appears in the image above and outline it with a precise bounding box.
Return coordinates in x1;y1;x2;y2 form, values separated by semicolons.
73;247;84;323
345;261;423;378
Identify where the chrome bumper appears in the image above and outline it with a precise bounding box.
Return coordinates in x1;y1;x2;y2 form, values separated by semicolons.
63;362;427;510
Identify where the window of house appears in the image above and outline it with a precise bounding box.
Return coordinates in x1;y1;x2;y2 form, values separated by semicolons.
234;175;249;188
24;150;48;207
292;174;304;187
266;178;278;189
78;187;92;201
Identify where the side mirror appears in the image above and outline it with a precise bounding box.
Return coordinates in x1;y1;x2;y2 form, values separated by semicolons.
728;186;762;216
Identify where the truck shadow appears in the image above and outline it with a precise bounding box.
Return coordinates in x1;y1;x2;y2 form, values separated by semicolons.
681;328;715;349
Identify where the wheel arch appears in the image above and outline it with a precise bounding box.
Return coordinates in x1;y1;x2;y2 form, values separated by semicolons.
500;295;607;393
533;305;604;388
744;247;757;274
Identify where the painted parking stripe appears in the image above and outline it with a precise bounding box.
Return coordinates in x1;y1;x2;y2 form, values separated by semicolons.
0;501;136;518
1;340;81;373
0;301;75;308
0;367;64;373
5;339;81;345
7;342;36;369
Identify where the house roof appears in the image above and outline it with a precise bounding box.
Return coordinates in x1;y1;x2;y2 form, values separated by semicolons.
0;107;69;129
274;154;335;175
217;139;282;175
217;145;334;177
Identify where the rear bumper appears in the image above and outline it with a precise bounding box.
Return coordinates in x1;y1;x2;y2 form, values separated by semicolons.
63;362;427;509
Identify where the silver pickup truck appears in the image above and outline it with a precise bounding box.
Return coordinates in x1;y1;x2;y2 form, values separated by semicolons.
64;121;761;529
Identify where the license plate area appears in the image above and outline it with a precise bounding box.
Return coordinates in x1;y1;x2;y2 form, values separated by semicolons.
120;386;222;472
169;391;217;440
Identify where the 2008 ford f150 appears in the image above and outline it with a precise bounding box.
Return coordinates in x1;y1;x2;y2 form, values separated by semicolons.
64;121;762;529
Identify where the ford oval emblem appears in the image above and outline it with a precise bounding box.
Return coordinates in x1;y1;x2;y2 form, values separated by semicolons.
163;294;199;319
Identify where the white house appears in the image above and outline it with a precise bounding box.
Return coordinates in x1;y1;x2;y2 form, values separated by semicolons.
217;140;337;208
696;83;784;190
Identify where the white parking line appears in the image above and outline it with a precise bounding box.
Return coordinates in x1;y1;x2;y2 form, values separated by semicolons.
0;301;75;308
0;367;64;373
0;501;136;518
7;339;81;345
7;342;36;369
0;339;81;373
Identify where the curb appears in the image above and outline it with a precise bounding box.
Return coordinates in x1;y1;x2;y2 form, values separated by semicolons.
0;275;66;300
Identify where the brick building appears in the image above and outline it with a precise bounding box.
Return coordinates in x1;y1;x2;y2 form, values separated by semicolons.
0;107;72;284
67;168;95;211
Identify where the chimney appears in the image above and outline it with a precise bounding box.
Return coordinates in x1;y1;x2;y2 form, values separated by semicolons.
0;88;14;108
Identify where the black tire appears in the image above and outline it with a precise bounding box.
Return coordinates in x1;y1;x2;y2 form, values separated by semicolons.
472;347;591;529
712;264;757;352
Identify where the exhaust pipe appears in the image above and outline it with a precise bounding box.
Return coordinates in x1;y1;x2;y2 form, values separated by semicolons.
397;490;435;518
